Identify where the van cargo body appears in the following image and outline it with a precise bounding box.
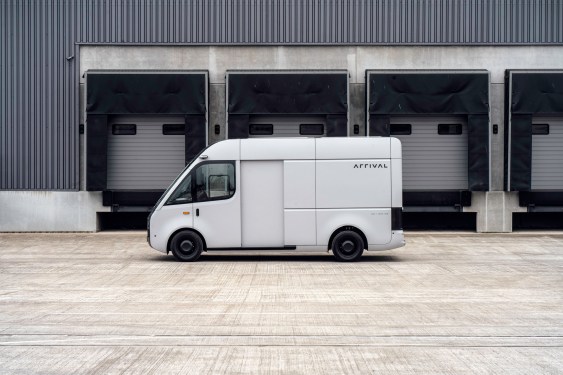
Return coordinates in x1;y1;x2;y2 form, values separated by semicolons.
148;138;405;261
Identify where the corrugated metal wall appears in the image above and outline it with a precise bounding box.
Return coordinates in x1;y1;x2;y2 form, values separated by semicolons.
2;0;563;189
1;0;79;189
75;0;563;45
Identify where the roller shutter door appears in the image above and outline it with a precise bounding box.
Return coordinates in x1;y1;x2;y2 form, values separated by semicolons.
531;117;563;190
390;116;468;190
107;116;186;190
248;116;326;138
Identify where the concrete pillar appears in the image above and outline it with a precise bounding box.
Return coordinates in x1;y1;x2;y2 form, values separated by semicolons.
349;83;366;136
465;191;526;232
209;83;226;144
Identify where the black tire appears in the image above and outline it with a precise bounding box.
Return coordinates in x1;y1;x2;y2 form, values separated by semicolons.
331;230;364;262
170;230;204;262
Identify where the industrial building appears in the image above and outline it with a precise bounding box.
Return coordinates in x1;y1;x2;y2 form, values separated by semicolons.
1;0;562;232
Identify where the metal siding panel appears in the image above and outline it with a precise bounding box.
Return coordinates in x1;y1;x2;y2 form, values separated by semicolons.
531;118;563;190
390;117;469;190
106;116;186;190
58;1;563;45
2;1;563;191
0;0;77;190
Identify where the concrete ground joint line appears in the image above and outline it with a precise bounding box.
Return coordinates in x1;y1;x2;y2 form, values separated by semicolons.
49;312;372;315
2;334;563;338
1;343;562;348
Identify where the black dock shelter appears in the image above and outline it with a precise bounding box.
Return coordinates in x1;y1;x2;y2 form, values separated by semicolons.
367;70;490;216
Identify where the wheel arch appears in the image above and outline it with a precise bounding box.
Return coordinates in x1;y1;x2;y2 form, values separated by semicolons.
166;228;207;254
328;226;368;251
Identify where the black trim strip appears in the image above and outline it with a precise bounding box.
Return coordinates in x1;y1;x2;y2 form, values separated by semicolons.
208;246;297;251
86;115;108;191
403;191;472;207
391;208;403;230
103;190;165;207
519;191;563;207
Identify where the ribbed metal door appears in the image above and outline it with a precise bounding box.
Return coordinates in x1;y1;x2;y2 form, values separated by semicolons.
248;116;327;138
390;116;468;190
531;117;563;190
107;116;185;190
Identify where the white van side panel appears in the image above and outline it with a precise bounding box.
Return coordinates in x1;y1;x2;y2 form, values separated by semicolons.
241;138;315;160
316;160;392;209
284;161;315;209
194;192;242;249
241;161;284;247
204;139;240;160
390;137;402;159
149;203;194;253
317;209;392;246
316;138;391;159
284;210;316;245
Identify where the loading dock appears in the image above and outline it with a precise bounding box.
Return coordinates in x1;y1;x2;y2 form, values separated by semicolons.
85;71;208;212
531;117;563;190
226;71;349;139
107;116;186;190
366;70;490;227
506;71;563;224
389;116;468;190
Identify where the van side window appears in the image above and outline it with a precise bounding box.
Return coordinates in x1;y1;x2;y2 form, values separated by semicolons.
165;162;236;205
194;162;236;202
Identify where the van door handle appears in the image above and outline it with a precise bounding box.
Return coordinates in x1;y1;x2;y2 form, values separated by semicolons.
196;208;199;217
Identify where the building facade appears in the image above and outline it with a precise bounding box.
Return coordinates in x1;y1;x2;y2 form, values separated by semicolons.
1;0;563;231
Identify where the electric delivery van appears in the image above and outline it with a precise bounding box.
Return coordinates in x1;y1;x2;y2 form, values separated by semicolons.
147;137;405;261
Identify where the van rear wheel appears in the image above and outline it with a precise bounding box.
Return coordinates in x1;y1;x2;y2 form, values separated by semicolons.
170;231;204;262
332;231;364;262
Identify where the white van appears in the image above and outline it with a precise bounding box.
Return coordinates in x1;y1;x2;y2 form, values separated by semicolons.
147;137;405;261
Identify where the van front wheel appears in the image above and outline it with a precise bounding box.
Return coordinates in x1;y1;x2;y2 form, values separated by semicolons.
332;231;364;262
170;231;204;262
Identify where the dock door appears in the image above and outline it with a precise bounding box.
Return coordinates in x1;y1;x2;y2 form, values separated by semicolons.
530;117;563;191
227;71;349;139
507;71;563;229
85;71;208;227
367;70;490;229
107;116;186;190
390;116;469;191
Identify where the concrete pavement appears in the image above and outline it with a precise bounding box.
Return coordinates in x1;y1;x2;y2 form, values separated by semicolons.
0;232;562;374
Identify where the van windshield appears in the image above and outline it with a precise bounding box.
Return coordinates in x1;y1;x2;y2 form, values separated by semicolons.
150;146;209;211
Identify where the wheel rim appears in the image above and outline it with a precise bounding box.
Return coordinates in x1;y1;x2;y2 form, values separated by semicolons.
339;237;359;256
341;240;355;254
179;239;196;255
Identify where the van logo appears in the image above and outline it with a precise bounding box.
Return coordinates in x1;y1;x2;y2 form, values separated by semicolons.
353;163;388;169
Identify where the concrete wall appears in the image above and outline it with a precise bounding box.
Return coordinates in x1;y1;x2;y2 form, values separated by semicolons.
0;192;109;232
4;45;563;232
80;45;563;189
77;45;563;232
